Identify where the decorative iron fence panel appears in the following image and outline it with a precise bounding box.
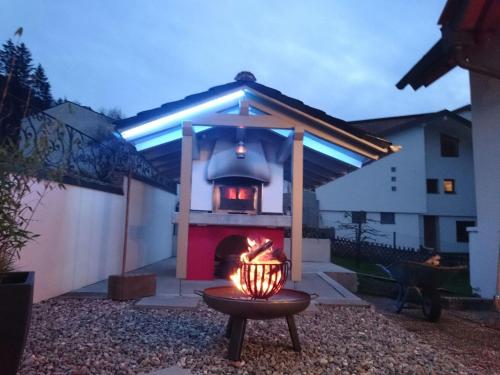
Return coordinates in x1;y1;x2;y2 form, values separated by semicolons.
18;110;175;193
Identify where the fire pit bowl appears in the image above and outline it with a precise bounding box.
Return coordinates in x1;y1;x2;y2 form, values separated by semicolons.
198;286;314;361
201;286;311;319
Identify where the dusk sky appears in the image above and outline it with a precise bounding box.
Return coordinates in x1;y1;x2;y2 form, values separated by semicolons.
1;1;469;121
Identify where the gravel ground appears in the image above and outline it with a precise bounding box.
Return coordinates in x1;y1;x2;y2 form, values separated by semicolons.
19;297;480;375
363;294;500;375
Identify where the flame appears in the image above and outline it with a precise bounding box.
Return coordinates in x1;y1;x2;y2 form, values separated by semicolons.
224;187;238;200
230;237;285;297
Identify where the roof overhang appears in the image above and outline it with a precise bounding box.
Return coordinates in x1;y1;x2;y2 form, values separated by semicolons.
397;0;500;90
117;79;397;189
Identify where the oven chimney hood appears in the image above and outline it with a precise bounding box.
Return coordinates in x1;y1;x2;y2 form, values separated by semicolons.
207;140;271;182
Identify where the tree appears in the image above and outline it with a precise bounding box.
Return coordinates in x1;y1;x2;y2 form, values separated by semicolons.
13;43;33;88
31;64;53;107
0;39;16;77
99;107;123;120
336;211;385;267
0;35;54;141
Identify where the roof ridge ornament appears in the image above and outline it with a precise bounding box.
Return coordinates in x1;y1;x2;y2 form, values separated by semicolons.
235;71;256;82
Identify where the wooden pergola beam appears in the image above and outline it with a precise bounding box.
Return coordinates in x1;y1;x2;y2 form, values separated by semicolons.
191;112;293;129
284;168;327;188
176;121;193;279
153;159;181;170
141;141;182;160
156;165;180;176
147;145;182;162
278;132;294;163
244;90;389;155
291;129;304;281
302;169;333;185
304;148;354;173
303;160;343;179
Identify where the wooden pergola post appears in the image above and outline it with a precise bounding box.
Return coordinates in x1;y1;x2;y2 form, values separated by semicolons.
176;121;193;278
291;129;304;281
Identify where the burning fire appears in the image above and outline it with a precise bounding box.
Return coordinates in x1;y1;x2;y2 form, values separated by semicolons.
230;238;288;298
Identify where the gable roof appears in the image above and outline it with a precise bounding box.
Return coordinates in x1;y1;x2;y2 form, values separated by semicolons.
349;112;430;136
349;109;471;137
116;73;398;189
116;79;391;151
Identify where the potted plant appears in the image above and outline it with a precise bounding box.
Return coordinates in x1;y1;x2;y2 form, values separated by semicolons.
0;135;63;374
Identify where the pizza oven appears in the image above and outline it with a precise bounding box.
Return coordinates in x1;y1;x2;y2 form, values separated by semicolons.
213;178;261;214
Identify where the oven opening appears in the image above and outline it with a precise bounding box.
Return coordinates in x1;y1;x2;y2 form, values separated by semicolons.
220;186;256;211
213;178;261;214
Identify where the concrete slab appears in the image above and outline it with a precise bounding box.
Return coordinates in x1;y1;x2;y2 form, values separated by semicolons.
135;295;200;309
72;258;368;308
302;261;355;273
142;367;192;375
302;262;358;292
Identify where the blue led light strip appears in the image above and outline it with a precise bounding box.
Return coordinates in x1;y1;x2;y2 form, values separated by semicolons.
120;90;245;140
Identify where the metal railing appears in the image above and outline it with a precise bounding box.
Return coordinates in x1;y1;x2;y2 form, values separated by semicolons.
15;103;175;193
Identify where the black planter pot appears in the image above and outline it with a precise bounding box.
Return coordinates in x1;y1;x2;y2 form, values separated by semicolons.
0;271;34;375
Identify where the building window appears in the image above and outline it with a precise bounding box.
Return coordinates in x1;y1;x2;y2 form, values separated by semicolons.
427;179;439;194
443;179;455;194
441;134;459;157
351;211;366;224
380;212;395;224
391;167;396;172
456;221;475;242
391;176;396;182
391;186;397;191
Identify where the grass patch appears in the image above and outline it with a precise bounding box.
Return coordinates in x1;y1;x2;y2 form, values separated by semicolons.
441;270;473;296
332;255;386;277
332;255;473;297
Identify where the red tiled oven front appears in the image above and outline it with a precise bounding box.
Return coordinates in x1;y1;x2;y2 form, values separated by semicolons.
186;225;284;280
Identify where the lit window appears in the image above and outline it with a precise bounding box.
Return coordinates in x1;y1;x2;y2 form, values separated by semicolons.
456;221;475;242
380;212;395;224
441;134;459;157
427;179;439;194
443;179;455;194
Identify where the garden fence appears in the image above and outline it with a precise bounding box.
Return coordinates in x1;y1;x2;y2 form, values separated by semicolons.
332;236;469;267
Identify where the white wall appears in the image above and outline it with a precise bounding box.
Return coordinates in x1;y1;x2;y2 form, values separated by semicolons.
424;118;476;217
317;126;427;214
437;215;476;253
15;178;177;302
317;116;477;253
261;141;283;213
321;211;421;249
190;143;213;211
469;66;500;296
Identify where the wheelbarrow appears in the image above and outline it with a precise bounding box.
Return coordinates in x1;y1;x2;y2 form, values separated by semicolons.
377;261;466;322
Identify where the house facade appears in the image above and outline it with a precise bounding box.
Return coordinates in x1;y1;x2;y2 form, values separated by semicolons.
396;0;500;299
316;108;476;253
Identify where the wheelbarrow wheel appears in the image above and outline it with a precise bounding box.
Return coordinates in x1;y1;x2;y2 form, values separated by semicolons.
421;289;441;322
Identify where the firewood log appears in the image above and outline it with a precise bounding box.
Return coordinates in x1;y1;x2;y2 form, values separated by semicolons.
246;240;274;262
